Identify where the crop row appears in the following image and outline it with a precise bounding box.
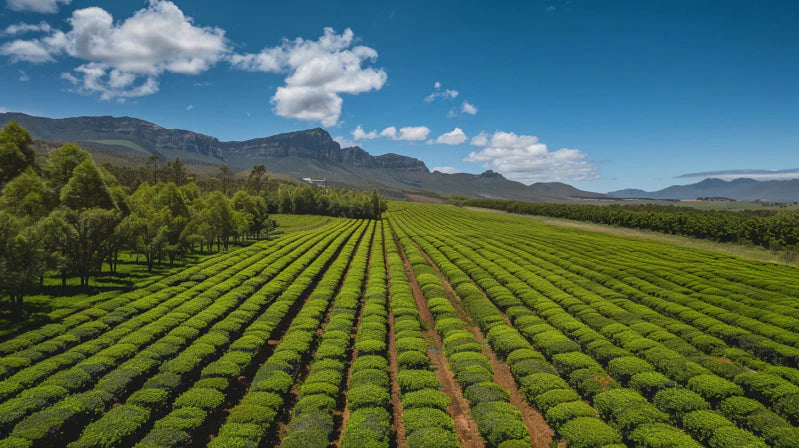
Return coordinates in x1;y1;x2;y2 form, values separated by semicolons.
280;221;375;447
394;204;799;447
384;224;460;448
394;208;757;446
390;213;626;448
205;220;368;447
392;220;534;448
338;222;394;448
0;228;329;406
0;219;357;447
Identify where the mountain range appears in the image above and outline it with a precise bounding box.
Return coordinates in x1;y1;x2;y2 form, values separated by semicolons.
0;112;609;202
610;178;799;203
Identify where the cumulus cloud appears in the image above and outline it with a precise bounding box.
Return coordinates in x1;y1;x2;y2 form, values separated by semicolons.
380;126;397;138
352;124;379;140
434;128;467;145
18;70;29;81
425;81;459;103
186;104;193;110
3;21;52;35
461;100;478;115
1;1;230;100
231;27;386;126
432;166;461;174
6;0;70;13
465;130;597;183
396;126;430;141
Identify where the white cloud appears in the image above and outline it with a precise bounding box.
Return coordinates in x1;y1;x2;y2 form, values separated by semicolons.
425;81;459;103
2;1;229;100
3;21;52;35
6;0;70;13
380;126;397;138
545;5;557;12
0;106;7;113
186;104;193;110
231;27;386;126
352;124;378;140
18;70;29;81
396;126;430;141
435;127;467;145
464;130;597;183
461;100;478;115
432;166;461;174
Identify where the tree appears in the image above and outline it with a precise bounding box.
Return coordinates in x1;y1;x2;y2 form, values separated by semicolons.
0;121;35;183
42;207;119;287
147;155;161;184
199;191;235;250
60;159;115;210
0;212;48;313
166;158;187;186
46;142;90;193
0;168;49;219
248;164;267;194
218;164;231;194
369;189;386;219
232;190;270;239
278;187;293;213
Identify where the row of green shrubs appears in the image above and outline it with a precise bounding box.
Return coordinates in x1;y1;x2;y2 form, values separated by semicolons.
0;224;351;446
384;225;460;448
339;223;394;448
64;220;363;448
390;213;624;448
477;225;799;434
205;221;367;448
400;204;796;446
281;221;375;448
506;227;799;367
0;239;272;384
0;237;250;361
393;221;532;448
404;211;762;446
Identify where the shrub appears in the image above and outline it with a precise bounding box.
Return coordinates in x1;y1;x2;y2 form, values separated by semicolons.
545;400;597;430
343;407;391;444
682;410;734;442
557;417;621;448
355;340;386;356
606;356;654;383
628;423;703;448
471;401;530;447
401;390;450;411
403;408;454;433
406;426;460;448
398;370;440;392
708;426;769;448
397;351;430;369
518;373;569;398
629;371;677;399
653;388;710;420
350;369;389;389
347;385;390;410
464;382;510;405
294;394;337;416
534;389;580;414
69;404;150;447
687;374;743;404
456;365;494;387
174;387;225;411
351;356;388;372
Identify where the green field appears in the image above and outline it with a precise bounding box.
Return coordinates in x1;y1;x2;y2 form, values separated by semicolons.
0;204;797;447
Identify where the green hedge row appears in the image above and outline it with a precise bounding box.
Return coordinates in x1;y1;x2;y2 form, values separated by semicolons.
0;223;353;445
384;224;459;448
64;220;364;448
393;223;531;448
340;222;393;448
281;221;375;448
202;221;368;448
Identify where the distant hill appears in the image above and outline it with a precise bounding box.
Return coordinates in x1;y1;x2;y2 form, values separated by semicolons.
609;177;799;202
0;112;609;203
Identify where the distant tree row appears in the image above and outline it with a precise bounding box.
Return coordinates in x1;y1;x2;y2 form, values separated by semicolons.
455;198;799;253
0;121;387;311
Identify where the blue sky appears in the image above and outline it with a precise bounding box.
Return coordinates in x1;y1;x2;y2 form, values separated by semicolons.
0;0;797;192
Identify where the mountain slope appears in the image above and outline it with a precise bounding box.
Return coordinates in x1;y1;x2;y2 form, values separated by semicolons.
0;112;607;202
609;178;799;202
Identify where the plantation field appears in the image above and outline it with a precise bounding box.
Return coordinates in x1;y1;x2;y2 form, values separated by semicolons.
1;203;798;447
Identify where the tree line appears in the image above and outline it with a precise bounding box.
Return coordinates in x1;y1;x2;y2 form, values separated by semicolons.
0;121;387;311
455;198;799;253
